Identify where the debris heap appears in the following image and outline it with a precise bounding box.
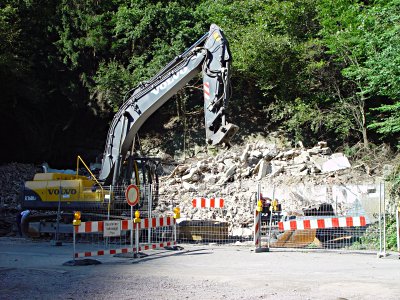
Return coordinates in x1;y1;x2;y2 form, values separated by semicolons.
156;140;377;238
0;163;36;236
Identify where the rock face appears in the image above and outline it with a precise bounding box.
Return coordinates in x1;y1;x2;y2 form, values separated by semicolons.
155;140;381;239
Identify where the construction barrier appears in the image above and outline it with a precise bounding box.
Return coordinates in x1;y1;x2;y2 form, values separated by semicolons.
156;181;387;252
278;216;367;231
270;216;368;249
252;182;383;251
192;198;224;208
72;216;176;259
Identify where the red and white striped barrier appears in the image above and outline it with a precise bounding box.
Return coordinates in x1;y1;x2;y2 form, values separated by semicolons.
278;216;367;231
74;216;175;233
192;197;224;208
74;241;177;258
73;216;177;259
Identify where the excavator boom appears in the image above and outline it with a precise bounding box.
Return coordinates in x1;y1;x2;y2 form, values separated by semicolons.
99;24;238;184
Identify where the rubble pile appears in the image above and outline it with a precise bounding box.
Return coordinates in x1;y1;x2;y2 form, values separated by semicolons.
0;163;36;210
155;140;377;237
0;140;386;239
0;163;36;236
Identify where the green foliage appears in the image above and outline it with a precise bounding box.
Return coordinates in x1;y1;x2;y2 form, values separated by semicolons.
317;0;400;148
361;1;400;146
2;0;400;163
359;216;398;251
93;60;133;111
275;97;353;145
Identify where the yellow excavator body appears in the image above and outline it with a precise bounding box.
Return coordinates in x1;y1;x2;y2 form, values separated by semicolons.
22;173;108;210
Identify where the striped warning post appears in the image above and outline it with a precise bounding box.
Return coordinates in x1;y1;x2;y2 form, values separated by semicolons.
74;217;175;233
278;216;367;231
192;197;224;208
254;210;261;247
74;241;177;258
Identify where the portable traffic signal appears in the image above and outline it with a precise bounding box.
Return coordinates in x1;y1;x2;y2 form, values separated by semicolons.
173;207;180;219
271;199;278;211
73;211;81;226
134;210;141;223
256;200;263;212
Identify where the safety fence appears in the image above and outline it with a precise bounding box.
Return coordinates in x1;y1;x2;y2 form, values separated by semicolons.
157;181;390;253
72;216;176;259
254;182;389;253
25;183;157;240
25;180;392;255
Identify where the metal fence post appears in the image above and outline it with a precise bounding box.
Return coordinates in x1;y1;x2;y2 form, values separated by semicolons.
378;182;387;258
383;182;386;255
148;185;152;245
267;186;275;249
130;206;133;250
397;207;400;255
73;227;76;262
173;218;177;245
135;222;139;256
379;182;382;254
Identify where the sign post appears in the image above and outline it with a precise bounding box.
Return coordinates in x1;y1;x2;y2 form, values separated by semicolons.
125;184;139;251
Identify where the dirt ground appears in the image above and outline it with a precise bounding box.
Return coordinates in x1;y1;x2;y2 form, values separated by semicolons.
0;237;399;300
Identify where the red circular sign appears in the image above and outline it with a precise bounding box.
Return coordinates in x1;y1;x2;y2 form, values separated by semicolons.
125;184;139;206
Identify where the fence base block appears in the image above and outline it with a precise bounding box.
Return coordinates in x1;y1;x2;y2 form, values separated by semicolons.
114;252;138;259
377;252;388;258
63;259;101;266
164;245;184;251
255;247;270;253
133;252;148;259
50;240;62;247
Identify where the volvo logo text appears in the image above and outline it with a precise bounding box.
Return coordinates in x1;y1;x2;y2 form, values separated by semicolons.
151;67;188;95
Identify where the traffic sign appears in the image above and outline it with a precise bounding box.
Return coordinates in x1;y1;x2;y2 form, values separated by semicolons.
125;184;139;206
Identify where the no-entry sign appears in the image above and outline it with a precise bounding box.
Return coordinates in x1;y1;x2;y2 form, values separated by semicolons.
125;184;139;206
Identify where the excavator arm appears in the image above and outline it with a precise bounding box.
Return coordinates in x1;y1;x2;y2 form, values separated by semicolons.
99;24;238;184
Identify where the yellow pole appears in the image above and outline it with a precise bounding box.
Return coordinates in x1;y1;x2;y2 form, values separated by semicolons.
76;155;105;198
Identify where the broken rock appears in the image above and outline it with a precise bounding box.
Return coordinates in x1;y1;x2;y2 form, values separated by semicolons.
322;155;351;173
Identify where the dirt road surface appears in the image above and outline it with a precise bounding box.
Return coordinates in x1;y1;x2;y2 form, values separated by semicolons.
0;237;399;299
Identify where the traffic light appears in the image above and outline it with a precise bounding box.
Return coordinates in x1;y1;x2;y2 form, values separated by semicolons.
73;211;81;226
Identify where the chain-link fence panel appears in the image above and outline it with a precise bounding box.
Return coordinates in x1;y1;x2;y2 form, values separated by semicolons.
157;181;255;244
256;182;388;251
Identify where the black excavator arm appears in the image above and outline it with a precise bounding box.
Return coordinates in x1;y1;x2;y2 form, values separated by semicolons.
99;24;238;185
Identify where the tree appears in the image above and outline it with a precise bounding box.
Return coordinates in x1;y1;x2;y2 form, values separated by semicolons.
360;1;400;148
316;0;373;148
317;0;400;149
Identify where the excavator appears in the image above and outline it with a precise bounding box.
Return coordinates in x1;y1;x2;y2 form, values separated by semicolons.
20;24;238;236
